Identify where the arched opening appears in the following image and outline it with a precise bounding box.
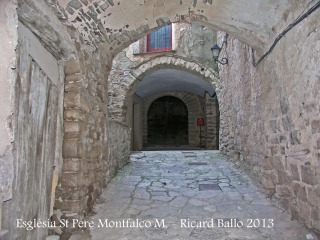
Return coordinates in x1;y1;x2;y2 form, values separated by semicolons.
124;67;218;151
147;96;188;146
3;1;318;239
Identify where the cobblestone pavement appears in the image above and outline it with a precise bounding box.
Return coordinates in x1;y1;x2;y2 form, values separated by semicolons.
89;151;315;240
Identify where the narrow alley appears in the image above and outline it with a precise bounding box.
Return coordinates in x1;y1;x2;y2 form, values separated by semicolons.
89;151;313;240
1;1;319;240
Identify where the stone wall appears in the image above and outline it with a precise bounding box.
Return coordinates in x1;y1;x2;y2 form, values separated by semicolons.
107;120;131;177
107;24;220;150
205;94;219;149
218;6;320;233
1;1;318;239
108;23;218;124
54;48;110;238
46;0;296;55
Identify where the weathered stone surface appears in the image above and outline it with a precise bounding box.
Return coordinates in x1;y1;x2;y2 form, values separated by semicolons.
311;120;320;134
107;120;131;171
90;151;311;239
1;1;319;239
290;130;301;145
282;116;292;131
62;158;81;172
292;183;307;201
280;97;289;114
218;4;319;230
269;120;278;133
308;187;320;208
64;109;87;122
61;173;86;188
276;185;292;197
301;165;318;186
291;164;300;181
68;0;82;10
63;140;83;158
65;60;81;76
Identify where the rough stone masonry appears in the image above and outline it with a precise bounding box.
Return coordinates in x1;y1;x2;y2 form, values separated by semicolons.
0;0;318;239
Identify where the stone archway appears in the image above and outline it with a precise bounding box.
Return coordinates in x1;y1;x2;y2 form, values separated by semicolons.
119;56;219;124
147;96;188;146
141;92;205;149
1;1;319;239
45;0;297;54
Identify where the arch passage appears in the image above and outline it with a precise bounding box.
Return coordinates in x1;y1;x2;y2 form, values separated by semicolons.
147;96;188;146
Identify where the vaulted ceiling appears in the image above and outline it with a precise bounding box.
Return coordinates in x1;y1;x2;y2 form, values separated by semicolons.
19;0;297;58
135;69;216;98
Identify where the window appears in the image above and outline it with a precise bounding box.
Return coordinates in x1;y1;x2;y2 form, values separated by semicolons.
147;24;172;52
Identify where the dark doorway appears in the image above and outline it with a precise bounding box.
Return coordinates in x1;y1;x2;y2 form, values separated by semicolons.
147;96;188;146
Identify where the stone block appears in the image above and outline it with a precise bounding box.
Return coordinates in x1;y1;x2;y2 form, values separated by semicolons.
290;164;300;181
277;170;292;185
64;122;82;133
100;2;109;10
66;5;75;15
269;136;279;144
62;158;81;172
260;170;277;189
80;0;88;5
278;197;290;212
86;162;95;172
64;92;81;108
86;172;95;185
270;145;279;156
276;185;291;196
61;173;86;188
60;200;83;212
280;146;286;155
64;109;87;122
280;135;287;143
311;207;320;221
292;182;307;201
60;187;86;201
269;120;278;133
301;165;318;185
89;145;101;158
311;120;320;134
107;0;114;6
65;60;81;75
280;97;289;114
65;73;81;83
260;156;273;170
290;130;301;145
297;200;311;221
68;0;82;10
63;140;84;158
64;92;90;112
65;82;87;94
272;156;284;170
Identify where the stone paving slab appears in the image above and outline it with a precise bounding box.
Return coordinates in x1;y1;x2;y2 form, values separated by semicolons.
89;151;316;240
